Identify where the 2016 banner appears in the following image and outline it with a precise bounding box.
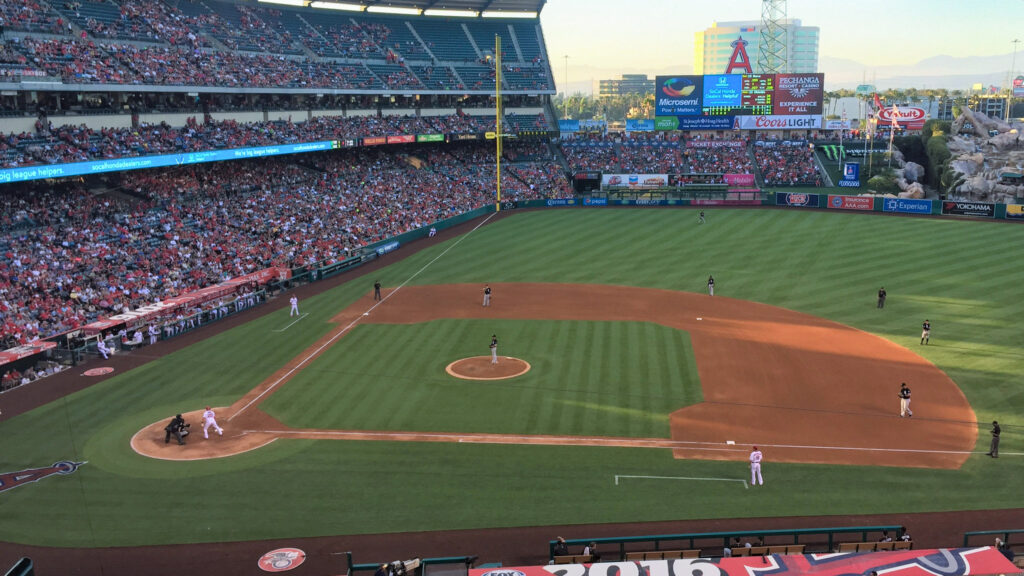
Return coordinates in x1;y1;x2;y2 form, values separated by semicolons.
469;548;1017;576
776;192;819;207
942;201;994;218
827;195;873;211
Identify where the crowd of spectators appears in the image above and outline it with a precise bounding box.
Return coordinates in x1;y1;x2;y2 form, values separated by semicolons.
559;135;619;172
618;134;684;173
0;141;568;345
0;112;537;169
0;0;68;35
685;142;754;176
753;141;823;186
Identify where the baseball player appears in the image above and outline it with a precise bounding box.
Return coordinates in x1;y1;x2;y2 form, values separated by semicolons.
483;284;492;307
986;421;1000;458
877;287;887;309
899;382;913;417
289;295;299;316
374;280;382;301
489;334;498;364
920;319;931;345
202;406;223;438
707;275;715;296
698;210;705;224
148;324;158;345
749;446;764;486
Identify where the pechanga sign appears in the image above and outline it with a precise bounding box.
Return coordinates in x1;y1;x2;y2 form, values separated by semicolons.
773;73;824;115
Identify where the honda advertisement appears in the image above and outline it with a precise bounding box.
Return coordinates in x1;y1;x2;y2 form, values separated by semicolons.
942;201;994;218
773;73;824;115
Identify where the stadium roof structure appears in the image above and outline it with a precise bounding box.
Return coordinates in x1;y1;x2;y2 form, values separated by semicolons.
309;0;546;15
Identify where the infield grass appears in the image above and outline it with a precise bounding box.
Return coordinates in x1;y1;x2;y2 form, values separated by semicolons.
2;207;1024;546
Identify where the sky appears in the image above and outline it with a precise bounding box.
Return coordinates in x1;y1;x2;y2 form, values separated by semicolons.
540;0;1024;93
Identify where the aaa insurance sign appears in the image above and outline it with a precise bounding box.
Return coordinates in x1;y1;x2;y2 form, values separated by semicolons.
877;107;927;129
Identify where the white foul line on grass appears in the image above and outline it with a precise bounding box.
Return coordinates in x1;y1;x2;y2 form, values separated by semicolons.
229;211;500;422
273;313;308;332
615;475;748;489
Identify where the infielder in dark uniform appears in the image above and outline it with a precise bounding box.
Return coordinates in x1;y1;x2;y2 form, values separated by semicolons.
987;421;1001;458
877;287;887;309
920;319;931;345
707;275;715;296
483;284;492;307
899;382;913;417
374;280;382;301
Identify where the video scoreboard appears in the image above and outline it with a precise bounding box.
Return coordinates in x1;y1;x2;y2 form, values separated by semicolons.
655;73;822;118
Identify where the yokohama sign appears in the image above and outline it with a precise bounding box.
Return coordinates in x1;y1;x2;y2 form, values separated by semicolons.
733;115;821;130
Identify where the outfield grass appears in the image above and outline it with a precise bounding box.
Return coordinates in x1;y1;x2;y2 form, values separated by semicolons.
2;207;1023;547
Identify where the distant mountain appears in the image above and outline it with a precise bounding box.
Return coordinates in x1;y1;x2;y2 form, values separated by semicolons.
821;52;1015;90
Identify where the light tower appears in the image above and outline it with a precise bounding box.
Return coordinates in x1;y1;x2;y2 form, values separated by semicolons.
758;0;788;74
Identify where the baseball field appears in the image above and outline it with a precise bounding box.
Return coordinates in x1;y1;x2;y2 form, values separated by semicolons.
2;207;1023;554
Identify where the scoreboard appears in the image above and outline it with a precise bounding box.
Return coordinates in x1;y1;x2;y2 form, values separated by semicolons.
656;73;822;117
740;74;774;115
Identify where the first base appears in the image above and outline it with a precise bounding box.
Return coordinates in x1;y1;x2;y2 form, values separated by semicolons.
362;313;369;316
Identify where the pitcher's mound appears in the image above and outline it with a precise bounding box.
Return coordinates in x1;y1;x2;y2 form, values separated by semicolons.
446;356;531;380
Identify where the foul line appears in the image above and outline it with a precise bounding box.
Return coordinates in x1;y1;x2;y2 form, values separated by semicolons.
229;211;499;422
273;313;308;332
615;475;748;489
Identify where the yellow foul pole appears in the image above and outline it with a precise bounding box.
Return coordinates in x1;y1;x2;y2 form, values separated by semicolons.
495;34;502;211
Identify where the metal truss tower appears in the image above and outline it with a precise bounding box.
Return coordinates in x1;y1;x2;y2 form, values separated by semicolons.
758;0;788;74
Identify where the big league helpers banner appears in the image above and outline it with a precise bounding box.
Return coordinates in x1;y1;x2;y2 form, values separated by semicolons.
471;548;1016;576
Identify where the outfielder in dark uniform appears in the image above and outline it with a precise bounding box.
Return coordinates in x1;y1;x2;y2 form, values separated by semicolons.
920;319;931;345
987;421;1001;458
877;287;887;309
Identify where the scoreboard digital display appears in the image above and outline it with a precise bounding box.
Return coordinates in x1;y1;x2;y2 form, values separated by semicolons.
656;73;823;118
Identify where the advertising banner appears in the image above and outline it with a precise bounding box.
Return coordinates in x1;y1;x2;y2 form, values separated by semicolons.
386;135;416;144
877;107;927;130
625;119;655;132
825;120;851;130
0;341;56;365
655;116;736;131
416;134;445;143
702;74;743;113
734;115;822;130
724;173;756;187
362;136;386;146
582;197;608;206
545;198;578;206
375;240;400;255
655;75;704;116
1015;76;1024;97
776;192;819;207
827;195;873;210
773;73;824;115
602;174;669;189
688;140;745;148
469;548;1017;576
882;197;932;214
558;119;580;132
449;133;482;141
942;200;995;217
838;162;861;188
1006;204;1024;219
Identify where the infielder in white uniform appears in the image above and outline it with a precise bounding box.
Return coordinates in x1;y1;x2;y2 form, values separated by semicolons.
202;406;224;438
489;334;498;364
750;446;764;486
289;295;299;316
